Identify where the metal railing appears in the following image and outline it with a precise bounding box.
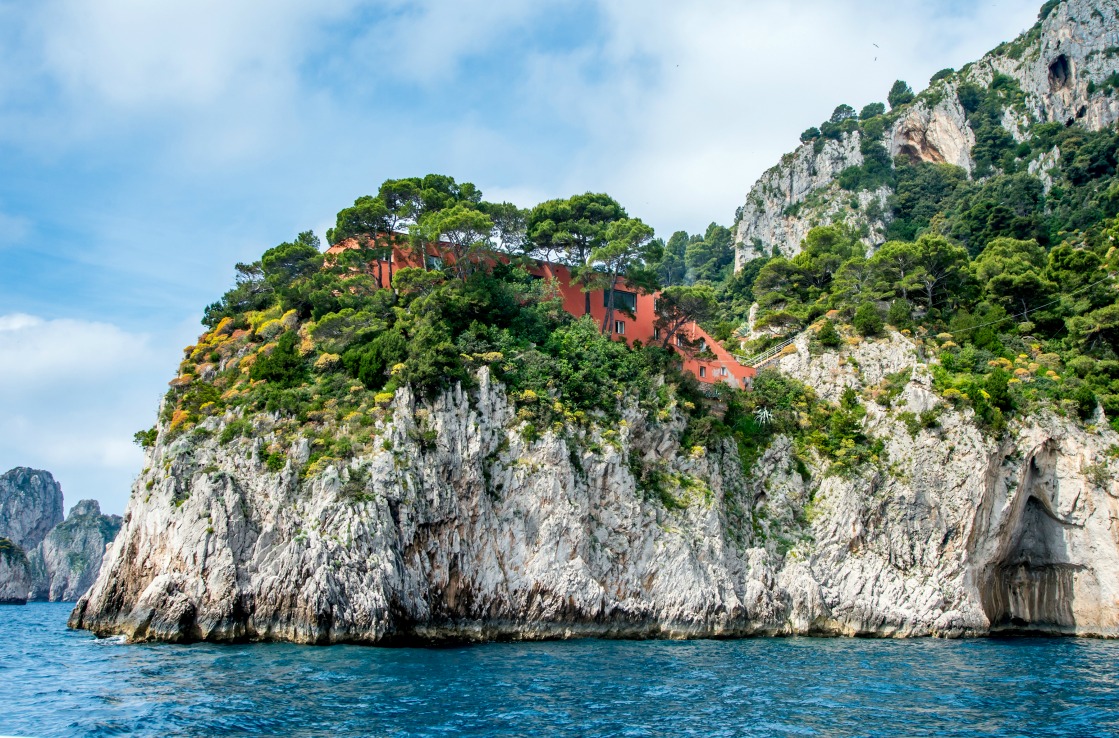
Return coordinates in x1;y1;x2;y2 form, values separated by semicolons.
734;334;801;368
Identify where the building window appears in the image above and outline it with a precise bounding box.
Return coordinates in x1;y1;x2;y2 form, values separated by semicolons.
604;289;638;314
675;335;683;347
699;339;708;352
699;366;706;378
653;327;661;341
653;298;660;312
615;320;626;335
425;255;444;270
721;367;728;377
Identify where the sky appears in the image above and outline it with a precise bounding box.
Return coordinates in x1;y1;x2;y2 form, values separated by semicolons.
0;0;1043;515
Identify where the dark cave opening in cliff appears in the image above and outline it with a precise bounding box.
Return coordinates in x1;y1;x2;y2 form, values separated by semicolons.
980;456;1082;633
1048;54;1071;90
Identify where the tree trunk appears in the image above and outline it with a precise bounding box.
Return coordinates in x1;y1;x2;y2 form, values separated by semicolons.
601;273;619;335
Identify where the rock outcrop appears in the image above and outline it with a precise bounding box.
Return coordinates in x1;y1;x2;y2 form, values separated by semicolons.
0;468;64;551
0;469;122;603
28;500;123;602
0;538;31;605
733;0;1119;265
71;346;1119;642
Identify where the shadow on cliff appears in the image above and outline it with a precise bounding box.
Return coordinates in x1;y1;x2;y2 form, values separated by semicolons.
977;441;1091;635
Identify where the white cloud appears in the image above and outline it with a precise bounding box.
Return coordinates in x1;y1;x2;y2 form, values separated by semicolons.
0;313;183;514
33;0;351;109
0;313;154;383
511;0;1042;233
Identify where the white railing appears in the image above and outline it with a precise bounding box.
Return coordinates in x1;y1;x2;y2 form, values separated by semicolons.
734;334;800;368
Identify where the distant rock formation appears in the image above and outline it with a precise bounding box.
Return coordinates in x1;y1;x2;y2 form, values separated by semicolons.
0;467;65;551
28;500;123;602
0;538;31;605
0;468;121;604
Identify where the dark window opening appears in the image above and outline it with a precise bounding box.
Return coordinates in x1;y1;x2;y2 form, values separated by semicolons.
604;289;638;314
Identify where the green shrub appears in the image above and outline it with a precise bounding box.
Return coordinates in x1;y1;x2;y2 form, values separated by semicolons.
853;303;884;337
250;331;306;388
818;319;842;347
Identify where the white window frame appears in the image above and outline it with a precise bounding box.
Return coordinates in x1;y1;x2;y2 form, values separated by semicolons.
699;366;706;378
615;320;625;335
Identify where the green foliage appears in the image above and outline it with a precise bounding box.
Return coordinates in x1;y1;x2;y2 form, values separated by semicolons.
830;104;857;123
133;427;158;448
888;80;914;109
887;160;968;241
957;75;1025;177
853;303;884;337
837;137;895;192
219;418;253;445
250;331;307;388
817;319;842;347
800;127;821;143
0;537;27;565
859;102;886;120
526;192;627;266
887;299;913;329
1038;0;1062;21
930;68;954;84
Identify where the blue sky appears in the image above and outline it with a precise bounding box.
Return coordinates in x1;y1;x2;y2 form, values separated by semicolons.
0;0;1042;514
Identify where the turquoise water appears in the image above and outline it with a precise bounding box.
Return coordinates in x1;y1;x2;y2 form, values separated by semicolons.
2;603;1118;737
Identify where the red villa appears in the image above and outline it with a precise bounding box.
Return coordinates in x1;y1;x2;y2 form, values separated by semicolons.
326;238;756;390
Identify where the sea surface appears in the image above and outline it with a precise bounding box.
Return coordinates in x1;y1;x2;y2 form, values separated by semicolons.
2;603;1119;737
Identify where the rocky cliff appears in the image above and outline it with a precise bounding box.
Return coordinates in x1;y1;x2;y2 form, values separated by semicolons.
0;469;122;603
0;467;64;552
71;336;1119;642
734;0;1119;265
0;539;31;605
28;500;123;602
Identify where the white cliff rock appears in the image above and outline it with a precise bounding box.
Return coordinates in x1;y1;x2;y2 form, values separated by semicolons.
71;347;1119;642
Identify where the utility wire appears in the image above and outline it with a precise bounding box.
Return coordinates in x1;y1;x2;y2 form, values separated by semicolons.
946;272;1114;337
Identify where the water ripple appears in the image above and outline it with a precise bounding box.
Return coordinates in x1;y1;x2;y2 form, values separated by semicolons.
2;604;1119;737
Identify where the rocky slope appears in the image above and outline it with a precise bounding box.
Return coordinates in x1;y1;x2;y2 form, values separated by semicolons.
734;0;1119;265
0;468;122;603
71;335;1119;643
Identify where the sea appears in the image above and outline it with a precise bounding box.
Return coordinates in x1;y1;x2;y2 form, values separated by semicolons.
1;603;1118;737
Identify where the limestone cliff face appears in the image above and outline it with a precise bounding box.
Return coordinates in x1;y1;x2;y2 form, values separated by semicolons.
0;468;64;551
733;0;1119;265
732;134;891;267
765;331;1119;637
28;500;123;602
72;344;1119;642
0;469;122;603
0;539;31;605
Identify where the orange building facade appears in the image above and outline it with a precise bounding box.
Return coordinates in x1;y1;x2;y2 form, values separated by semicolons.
326;239;756;389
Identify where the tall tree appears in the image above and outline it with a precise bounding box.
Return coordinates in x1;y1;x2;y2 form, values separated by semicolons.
328;195;393;285
888;80;915;109
910;234;970;310
526;193;627;266
415;204;494;280
579;217;656;335
480;201;529;253
653;285;717;351
974;237;1054;319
